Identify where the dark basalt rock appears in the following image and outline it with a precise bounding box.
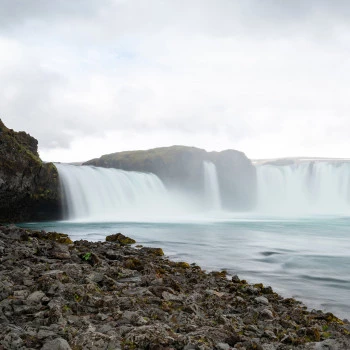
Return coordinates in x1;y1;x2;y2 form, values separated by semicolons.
1;225;349;349
0;119;61;223
84;145;257;211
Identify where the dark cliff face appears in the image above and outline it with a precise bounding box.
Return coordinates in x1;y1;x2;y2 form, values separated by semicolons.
0;119;61;223
84;145;257;210
209;150;257;210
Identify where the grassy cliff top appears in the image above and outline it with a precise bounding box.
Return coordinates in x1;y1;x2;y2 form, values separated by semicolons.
0;118;41;166
84;145;248;166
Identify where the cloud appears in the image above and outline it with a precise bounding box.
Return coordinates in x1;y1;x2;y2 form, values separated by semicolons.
1;0;350;161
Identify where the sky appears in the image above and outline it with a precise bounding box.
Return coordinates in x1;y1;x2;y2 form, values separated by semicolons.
1;0;350;162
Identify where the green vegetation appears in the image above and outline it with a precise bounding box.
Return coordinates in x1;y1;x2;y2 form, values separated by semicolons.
82;252;92;261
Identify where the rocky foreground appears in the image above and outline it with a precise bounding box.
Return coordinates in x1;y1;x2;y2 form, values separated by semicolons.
0;226;349;350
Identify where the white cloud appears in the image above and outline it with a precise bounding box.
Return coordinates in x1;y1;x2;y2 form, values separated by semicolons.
1;0;350;161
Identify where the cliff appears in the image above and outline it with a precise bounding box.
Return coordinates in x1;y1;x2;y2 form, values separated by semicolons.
84;146;257;210
0;119;61;222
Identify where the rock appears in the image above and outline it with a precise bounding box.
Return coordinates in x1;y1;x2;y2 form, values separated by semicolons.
1;226;350;350
140;247;164;256
105;233;136;245
0;119;61;223
263;330;277;339
41;337;71;350
50;244;71;259
255;296;269;305
260;308;274;319
231;275;241;283
37;329;59;339
216;343;231;350
27;290;46;303
13;290;29;299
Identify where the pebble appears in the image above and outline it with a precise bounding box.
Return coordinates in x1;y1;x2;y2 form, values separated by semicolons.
0;225;349;350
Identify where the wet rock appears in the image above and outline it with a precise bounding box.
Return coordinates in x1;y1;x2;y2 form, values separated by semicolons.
140;247;165;256
106;233;136;245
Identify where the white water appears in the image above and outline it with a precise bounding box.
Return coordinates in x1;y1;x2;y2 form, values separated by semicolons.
57;161;350;220
56;163;200;221
203;161;222;211
256;162;350;215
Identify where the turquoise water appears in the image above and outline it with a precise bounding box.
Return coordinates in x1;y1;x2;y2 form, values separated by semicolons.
20;215;350;319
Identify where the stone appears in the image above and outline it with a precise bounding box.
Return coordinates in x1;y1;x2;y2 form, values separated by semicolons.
13;290;29;299
106;233;136;245
216;343;231;350
255;296;269;305
260;308;274;319
50;243;71;259
41;337;71;350
1;225;350;350
27;290;46;303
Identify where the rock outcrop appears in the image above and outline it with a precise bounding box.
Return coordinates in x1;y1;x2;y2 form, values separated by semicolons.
1;225;350;349
0;119;61;223
84;146;257;210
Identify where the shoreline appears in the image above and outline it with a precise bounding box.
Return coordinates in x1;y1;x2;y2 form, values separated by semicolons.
1;226;350;349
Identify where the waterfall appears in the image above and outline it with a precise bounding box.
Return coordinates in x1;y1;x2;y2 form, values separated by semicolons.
56;163;191;221
56;160;350;220
203;161;222;211
256;161;350;215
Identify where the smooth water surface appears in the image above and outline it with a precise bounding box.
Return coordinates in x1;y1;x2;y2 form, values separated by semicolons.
21;215;350;319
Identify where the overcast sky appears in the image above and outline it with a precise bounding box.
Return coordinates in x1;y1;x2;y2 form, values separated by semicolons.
1;0;350;162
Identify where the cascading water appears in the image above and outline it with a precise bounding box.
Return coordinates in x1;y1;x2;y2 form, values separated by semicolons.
256;161;350;215
56;160;350;220
56;163;196;221
203;161;222;211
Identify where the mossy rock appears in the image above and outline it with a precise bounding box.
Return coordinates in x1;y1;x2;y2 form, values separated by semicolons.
0;119;61;222
32;230;73;244
175;261;190;269
140;247;164;257
106;233;136;246
123;258;143;271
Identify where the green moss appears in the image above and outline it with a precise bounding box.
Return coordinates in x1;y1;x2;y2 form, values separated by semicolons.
62;305;71;312
106;233;136;245
32;231;73;244
150;248;164;256
121;340;137;350
325;313;344;324
175;261;190;269
74;294;82;303
123;258;143;271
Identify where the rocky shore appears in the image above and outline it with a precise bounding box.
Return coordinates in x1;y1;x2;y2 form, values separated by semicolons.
0;226;349;350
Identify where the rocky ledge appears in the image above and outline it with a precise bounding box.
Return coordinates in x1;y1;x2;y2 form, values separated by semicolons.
0;226;349;350
0;119;61;223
